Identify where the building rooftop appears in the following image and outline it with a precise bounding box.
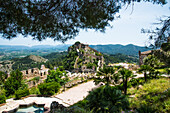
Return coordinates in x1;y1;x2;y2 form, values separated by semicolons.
141;50;152;55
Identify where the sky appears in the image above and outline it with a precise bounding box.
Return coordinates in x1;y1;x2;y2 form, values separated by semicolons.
0;1;169;46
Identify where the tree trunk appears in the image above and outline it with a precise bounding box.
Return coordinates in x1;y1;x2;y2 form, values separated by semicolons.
124;77;127;95
144;72;147;82
155;74;157;79
64;84;65;91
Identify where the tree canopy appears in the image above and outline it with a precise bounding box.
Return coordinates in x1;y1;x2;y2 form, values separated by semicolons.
0;0;167;42
142;16;170;48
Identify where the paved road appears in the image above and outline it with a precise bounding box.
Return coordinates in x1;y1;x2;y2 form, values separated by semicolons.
55;80;97;105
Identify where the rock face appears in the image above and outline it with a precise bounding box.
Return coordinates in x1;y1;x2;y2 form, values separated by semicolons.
66;42;104;73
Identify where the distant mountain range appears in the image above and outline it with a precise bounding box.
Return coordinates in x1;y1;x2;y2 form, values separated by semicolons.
90;44;150;56
0;45;71;51
0;44;150;56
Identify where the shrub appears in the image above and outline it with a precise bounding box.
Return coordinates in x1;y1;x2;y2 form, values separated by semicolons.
15;88;30;99
86;62;93;69
136;104;156;113
29;87;40;95
86;86;129;112
32;76;40;82
72;99;88;109
165;68;170;75
129;78;139;87
38;82;61;96
129;78;145;87
0;94;6;104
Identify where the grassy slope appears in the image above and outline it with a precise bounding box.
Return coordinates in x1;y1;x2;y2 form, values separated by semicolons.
128;78;170;112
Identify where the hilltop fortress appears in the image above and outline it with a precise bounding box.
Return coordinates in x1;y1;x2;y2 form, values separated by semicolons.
67;42;104;73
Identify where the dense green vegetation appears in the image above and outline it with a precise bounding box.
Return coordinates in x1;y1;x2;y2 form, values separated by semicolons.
38;82;60;96
0;88;6;104
0;94;6;104
104;53;138;65
46;68;69;86
15;88;30;99
38;67;69;95
63;51;78;70
0;71;8;85
4;70;25;96
29;87;40;95
153;49;170;67
43;52;67;60
138;55;164;82
0;70;29;104
161;42;170;52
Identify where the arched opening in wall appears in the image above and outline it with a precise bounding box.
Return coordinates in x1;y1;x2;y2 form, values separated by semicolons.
41;73;43;76
44;72;46;75
31;69;34;73
26;70;28;74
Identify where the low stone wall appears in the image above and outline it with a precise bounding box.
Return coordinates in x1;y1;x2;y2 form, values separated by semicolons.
1;95;69;113
2;102;50;113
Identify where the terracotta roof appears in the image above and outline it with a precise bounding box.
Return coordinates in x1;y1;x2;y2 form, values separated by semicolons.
141;50;152;55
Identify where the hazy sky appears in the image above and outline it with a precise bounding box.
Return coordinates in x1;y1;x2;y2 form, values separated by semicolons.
0;1;169;46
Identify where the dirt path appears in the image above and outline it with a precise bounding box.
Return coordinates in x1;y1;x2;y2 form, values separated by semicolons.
74;56;79;68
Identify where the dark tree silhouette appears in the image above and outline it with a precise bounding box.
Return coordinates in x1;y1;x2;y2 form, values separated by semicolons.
0;0;167;42
142;16;170;48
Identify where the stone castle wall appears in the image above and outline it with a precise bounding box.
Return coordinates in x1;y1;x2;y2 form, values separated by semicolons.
21;65;49;79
